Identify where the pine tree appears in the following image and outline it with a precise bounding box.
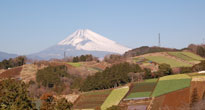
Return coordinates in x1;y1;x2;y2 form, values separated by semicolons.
0;79;36;110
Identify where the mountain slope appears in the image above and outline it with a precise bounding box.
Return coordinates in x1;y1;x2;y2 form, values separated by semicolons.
0;51;18;61
29;29;130;60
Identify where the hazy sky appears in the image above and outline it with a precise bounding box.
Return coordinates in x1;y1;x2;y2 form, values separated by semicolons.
0;0;205;55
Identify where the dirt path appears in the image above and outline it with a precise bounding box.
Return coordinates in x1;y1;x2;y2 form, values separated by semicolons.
20;64;38;83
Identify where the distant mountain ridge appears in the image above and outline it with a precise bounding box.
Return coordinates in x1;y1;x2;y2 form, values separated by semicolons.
29;29;131;60
0;51;18;61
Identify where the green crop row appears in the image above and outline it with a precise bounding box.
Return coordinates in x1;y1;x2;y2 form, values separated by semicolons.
125;92;151;99
101;86;129;110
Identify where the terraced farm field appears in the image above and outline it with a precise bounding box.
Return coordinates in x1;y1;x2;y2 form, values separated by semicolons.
101;86;129;110
168;52;196;61
151;74;191;97
145;56;192;67
181;52;204;61
125;79;158;100
74;89;112;109
167;52;204;64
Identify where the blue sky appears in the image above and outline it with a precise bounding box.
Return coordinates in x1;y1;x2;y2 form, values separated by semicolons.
0;0;205;55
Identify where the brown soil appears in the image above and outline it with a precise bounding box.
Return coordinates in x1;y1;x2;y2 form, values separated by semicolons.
150;96;165;110
0;66;22;79
161;87;190;110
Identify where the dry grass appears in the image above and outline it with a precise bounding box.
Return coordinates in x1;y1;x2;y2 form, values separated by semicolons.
20;64;47;83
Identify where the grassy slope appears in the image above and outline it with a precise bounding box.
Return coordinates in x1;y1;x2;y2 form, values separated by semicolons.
151;74;191;97
145;56;192;67
67;62;81;67
101;86;129;110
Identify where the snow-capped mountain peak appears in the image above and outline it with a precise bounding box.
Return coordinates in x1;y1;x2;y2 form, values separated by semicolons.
29;29;131;60
58;29;130;54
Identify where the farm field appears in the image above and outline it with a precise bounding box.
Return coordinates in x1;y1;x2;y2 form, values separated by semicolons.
160;74;191;80
161;87;190;109
125;79;158;100
151;74;191;97
101;86;129;110
181;52;204;61
126;92;151;99
145;55;192;67
67;62;81;67
168;52;196;61
74;89;112;109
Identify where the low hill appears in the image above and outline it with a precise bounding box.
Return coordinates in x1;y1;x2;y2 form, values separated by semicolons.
130;51;204;68
124;46;178;57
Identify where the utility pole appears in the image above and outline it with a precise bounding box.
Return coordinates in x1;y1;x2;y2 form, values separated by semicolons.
64;51;66;59
158;33;161;47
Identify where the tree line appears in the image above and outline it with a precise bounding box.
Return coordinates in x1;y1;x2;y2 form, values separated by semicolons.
72;54;98;62
0;56;26;69
80;62;173;92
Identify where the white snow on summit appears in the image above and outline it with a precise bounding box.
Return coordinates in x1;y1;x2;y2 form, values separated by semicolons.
58;29;130;54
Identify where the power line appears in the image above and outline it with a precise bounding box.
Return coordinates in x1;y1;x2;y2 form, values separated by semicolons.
158;33;161;47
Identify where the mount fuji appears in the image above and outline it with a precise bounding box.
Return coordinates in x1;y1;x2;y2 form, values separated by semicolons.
29;29;131;60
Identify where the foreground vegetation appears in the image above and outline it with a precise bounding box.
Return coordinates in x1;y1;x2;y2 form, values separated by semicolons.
0;79;35;110
0;79;73;110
